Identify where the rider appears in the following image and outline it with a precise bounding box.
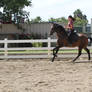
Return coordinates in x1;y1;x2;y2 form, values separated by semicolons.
66;15;75;43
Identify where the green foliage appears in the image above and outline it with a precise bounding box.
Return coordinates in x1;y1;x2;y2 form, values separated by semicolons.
73;9;88;26
0;0;31;23
0;0;31;13
48;17;68;25
73;9;87;20
32;42;43;47
31;16;42;23
74;9;83;19
74;17;88;26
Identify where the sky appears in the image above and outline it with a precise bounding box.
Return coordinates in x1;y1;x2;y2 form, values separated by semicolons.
25;0;92;23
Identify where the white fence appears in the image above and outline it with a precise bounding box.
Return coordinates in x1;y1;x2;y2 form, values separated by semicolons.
0;38;92;59
0;37;55;59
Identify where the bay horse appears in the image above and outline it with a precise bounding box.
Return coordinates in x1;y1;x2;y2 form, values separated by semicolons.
50;23;91;62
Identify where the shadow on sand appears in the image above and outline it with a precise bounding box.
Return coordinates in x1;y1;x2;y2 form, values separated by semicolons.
74;60;92;63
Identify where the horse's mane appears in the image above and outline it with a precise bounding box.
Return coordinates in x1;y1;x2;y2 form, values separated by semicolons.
54;23;68;36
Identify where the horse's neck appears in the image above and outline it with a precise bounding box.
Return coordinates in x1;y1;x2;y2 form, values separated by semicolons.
56;31;68;39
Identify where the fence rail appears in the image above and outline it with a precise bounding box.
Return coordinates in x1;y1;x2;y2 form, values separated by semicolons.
0;38;92;59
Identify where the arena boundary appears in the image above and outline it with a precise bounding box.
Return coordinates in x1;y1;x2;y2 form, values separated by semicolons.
0;38;92;59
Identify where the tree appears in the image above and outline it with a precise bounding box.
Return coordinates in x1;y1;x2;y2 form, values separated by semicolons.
48;17;55;22
74;9;83;19
73;9;88;26
0;0;31;23
48;17;68;25
31;16;42;23
74;17;88;26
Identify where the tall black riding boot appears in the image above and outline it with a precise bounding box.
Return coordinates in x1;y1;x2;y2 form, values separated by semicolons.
68;31;72;44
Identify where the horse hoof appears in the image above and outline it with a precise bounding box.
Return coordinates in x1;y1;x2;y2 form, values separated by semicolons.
72;60;75;63
51;58;54;62
51;60;54;62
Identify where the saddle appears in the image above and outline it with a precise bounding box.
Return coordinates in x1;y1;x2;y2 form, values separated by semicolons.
67;31;79;44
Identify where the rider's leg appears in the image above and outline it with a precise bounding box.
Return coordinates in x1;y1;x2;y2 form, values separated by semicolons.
68;31;72;44
68;29;74;44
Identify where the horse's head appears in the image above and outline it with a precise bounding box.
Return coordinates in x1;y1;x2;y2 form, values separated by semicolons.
50;23;59;35
50;23;67;36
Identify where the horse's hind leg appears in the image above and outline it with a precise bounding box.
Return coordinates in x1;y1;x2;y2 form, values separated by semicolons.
84;48;90;60
73;48;82;62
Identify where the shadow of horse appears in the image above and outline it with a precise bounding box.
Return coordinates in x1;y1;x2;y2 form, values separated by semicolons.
74;60;92;63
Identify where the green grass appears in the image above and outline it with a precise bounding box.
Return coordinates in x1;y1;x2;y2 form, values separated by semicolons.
0;49;92;54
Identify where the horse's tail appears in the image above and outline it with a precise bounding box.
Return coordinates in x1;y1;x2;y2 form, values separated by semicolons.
88;37;92;43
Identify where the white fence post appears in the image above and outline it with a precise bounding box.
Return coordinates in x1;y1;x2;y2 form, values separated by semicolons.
90;19;92;46
48;37;51;57
91;18;92;37
83;24;86;33
4;38;8;59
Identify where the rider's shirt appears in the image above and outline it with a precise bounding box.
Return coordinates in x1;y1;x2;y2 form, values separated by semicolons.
68;20;74;31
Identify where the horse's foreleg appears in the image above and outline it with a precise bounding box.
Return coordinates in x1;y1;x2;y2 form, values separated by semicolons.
52;46;60;62
53;47;57;56
52;55;56;62
53;46;60;56
72;48;82;62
